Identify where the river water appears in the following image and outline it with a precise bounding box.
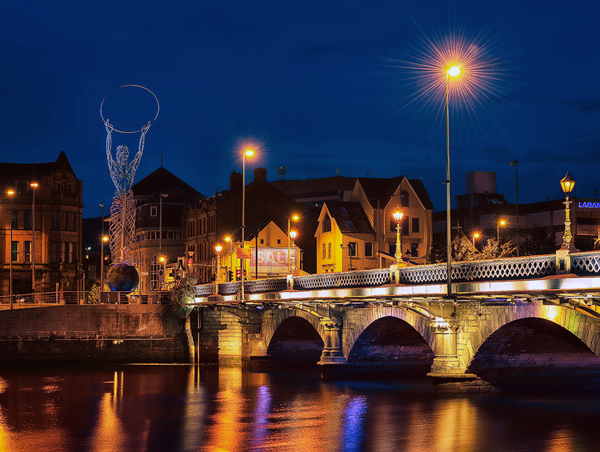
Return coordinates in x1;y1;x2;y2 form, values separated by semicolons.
1;364;599;451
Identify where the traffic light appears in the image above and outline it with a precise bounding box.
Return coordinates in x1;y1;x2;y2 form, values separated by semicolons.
236;269;241;280
228;271;233;282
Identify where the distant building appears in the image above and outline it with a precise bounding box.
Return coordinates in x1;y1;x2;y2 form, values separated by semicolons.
0;152;83;294
129;167;203;291
184;168;301;283
315;177;434;273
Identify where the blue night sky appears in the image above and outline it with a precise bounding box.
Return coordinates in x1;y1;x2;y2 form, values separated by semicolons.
1;1;598;217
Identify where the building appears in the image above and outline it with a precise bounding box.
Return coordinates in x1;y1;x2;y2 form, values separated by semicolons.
315;177;434;273
0;152;83;295
184;168;302;283
433;171;600;258
129;167;203;291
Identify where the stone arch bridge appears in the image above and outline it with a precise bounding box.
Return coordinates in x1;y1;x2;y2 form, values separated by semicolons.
192;252;600;391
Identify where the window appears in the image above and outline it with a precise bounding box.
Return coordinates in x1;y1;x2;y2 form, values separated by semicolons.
51;242;58;263
277;239;281;244
322;243;326;259
260;239;264;244
150;205;157;217
24;211;32;230
345;220;355;229
11;242;18;262
150;256;159;290
11;211;18;230
24;241;31;263
168;230;174;239
348;242;357;257
51;211;59;230
67;243;74;263
365;242;373;257
402;216;409;235
61;242;66;263
339;206;348;215
412;217;420;233
401;190;409;207
411;243;418;257
328;243;332;259
323;216;332;233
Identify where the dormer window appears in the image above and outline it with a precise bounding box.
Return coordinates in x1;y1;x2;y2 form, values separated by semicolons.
322;215;332;233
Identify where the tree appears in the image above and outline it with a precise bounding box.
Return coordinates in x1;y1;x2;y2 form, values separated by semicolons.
169;271;200;317
452;231;481;261
521;227;557;256
480;237;516;259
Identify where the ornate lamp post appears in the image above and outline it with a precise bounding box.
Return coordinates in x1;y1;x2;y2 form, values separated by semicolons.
7;189;14;308
392;210;404;264
472;232;480;247
560;172;578;252
159;256;165;290
30;182;38;294
287;214;299;273
289;230;298;274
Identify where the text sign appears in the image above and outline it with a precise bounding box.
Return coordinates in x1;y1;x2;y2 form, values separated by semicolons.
236;248;252;259
579;202;600;209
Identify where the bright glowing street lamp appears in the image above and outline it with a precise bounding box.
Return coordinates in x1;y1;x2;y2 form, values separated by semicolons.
7;189;14;308
497;219;506;241
159;256;166;290
560;172;578;252
472;232;480;247
289;230;298;274
392;210;404;264
30;182;38;294
445;65;460;297
288;214;299;273
241;147;255;301
215;244;222;291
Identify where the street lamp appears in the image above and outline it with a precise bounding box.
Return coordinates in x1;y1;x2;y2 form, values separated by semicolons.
392;210;404;264
445;65;461;297
509;160;519;256
7;189;14;308
472;232;480;247
214;244;222;291
225;236;233;281
289;230;298;274
497;219;506;241
288;214;299;273
560;172;577;252
30;181;38;294
241;147;255;301
159;256;165;290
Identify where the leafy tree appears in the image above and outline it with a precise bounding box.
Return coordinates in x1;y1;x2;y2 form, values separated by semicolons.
452;231;481;261
521;227;557;256
169;271;200;317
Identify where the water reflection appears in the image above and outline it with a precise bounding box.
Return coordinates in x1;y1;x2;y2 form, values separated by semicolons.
0;366;598;451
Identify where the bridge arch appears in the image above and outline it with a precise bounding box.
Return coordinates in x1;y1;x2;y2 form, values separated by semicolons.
256;308;325;365
343;306;433;359
464;304;600;390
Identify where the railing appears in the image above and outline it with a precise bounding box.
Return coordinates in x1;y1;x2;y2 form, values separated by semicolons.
0;290;170;308
195;251;600;298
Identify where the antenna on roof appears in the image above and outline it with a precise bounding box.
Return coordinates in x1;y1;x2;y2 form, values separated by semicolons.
161;154;163;168
277;166;287;181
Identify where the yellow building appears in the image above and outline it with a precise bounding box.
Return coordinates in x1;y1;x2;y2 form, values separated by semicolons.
315;177;434;273
216;221;304;282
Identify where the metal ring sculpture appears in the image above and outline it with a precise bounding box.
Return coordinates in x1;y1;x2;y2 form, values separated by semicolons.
100;84;160;133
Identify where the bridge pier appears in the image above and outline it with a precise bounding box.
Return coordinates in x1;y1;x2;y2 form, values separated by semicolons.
317;317;346;364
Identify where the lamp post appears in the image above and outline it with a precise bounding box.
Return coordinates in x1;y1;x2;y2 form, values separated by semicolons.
241;148;255;301
509;160;519;256
287;214;299;273
99;204;106;291
445;65;461;297
560;172;577;252
7;189;14;308
472;232;480;247
214;244;222;292
30;182;38;294
159;256;165;290
290;230;298;274
225;236;233;281
497;219;506;241
392;210;404;264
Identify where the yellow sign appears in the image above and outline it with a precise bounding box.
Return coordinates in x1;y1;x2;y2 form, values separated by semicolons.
237;248;252;259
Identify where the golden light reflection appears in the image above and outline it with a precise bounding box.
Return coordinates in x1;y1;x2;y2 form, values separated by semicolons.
91;393;125;452
432;398;479;451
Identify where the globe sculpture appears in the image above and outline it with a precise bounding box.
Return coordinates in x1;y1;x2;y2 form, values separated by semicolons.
106;263;140;292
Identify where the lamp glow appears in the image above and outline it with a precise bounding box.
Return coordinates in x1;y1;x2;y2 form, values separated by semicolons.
447;65;461;77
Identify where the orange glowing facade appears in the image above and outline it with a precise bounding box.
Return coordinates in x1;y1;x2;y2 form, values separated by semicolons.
0;152;83;295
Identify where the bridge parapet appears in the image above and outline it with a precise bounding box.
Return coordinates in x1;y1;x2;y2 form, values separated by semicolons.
195;251;600;298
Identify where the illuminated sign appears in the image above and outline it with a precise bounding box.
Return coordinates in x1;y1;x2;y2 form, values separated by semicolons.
236;248;252;259
579;202;600;209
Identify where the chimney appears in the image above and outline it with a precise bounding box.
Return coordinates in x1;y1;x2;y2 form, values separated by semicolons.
229;171;242;192
254;167;267;184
